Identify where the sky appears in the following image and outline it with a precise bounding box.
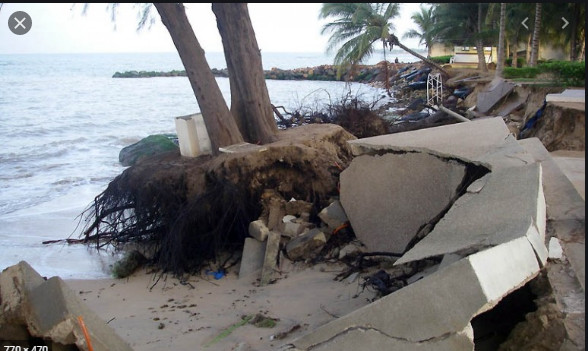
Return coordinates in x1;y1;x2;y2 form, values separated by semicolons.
0;3;426;54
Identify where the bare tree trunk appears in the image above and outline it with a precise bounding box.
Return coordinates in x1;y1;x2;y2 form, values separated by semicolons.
570;3;578;61
495;3;506;77
154;3;243;153
512;43;519;68
382;39;390;96
387;34;448;76
477;3;488;72
212;3;277;145
529;3;541;67
525;34;531;65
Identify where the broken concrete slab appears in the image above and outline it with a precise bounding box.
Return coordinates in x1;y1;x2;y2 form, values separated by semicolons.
347;117;532;170
249;219;270;242
289;324;474;351
395;163;546;266
545;89;585;104
285;228;327;261
0;262;132;351
239;238;266;279
476;78;516;114
291;236;540;350
496;96;525;117
519;138;585;221
340;152;467;253
260;231;281;286
0;261;46;325
25;276;133;350
318;200;348;232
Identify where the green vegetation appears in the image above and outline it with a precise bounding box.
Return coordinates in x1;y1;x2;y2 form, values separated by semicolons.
502;61;585;86
429;55;452;64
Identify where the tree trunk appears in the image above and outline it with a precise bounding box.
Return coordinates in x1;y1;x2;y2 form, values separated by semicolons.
154;3;243;153
513;43;519;68
529;3;541;67
477;3;488;72
526;34;531;65
387;34;448;76
382;39;390;96
212;3;278;145
570;3;578;61
495;3;506;77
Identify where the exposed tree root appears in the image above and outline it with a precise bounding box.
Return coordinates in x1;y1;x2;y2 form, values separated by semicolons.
79;124;356;275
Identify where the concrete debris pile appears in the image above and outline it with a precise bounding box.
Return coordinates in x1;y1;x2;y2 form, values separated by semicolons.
276;117;584;350
239;187;353;286
0;261;132;351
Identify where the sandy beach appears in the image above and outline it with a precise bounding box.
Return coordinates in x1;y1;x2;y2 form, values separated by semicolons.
65;261;376;351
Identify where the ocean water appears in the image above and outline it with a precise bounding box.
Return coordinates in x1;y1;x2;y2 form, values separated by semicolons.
0;51;421;278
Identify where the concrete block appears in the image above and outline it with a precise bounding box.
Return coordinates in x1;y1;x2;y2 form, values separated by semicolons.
395;163;546;266
292;237;540;349
249;219;269;242
174;113;212;157
260;231;281;286
285;229;327;261
0;261;46;324
318;200;348;231
283;220;306;237
341;152;466;253
239;238;266;279
26;276;133;350
548;237;564;260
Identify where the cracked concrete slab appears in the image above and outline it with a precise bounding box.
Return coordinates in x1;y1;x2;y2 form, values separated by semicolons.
347;117;532;170
298;324;475;351
340;152;466;253
395;163;546;266
290;236;541;350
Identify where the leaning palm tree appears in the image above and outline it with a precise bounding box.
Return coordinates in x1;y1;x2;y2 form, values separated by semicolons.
402;4;437;58
319;3;400;95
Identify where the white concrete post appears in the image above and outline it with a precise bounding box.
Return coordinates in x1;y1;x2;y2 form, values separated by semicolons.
174;113;212;157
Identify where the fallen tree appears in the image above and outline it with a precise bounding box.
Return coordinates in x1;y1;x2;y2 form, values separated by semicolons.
79;124;356;275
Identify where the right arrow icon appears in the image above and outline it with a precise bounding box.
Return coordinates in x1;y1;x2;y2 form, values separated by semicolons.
522;17;529;30
562;17;569;29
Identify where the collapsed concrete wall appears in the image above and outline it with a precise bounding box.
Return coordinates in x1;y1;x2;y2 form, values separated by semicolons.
285;118;571;351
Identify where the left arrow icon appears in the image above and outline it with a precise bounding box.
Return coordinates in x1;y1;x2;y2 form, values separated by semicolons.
562;17;569;29
522;17;529;30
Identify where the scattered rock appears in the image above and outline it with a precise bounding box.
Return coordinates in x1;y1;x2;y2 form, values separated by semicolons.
285;229;327;261
318;200;348;232
118;134;178;167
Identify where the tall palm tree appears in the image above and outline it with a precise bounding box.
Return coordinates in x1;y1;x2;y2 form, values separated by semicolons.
402;4;437;57
529;3;542;67
495;3;506;77
319;3;400;95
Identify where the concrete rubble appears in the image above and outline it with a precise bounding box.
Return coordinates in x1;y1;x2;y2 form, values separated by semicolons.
0;261;133;351
476;77;516;114
285;117;584;350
